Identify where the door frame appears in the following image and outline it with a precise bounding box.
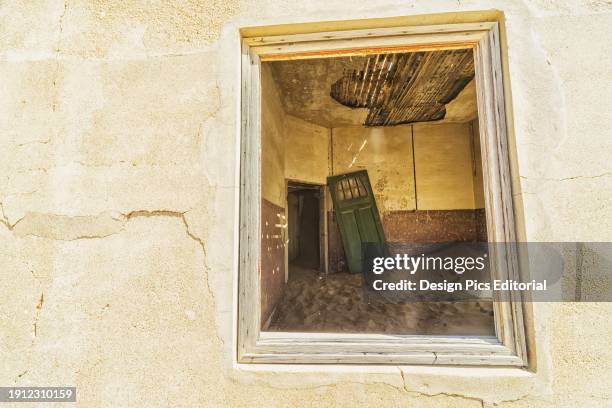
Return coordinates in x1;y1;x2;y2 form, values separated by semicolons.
285;179;329;277
238;20;530;367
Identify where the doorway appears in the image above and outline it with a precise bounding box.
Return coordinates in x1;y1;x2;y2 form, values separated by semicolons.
287;181;324;274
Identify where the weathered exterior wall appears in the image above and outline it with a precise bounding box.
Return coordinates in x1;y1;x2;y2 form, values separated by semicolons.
1;2;611;407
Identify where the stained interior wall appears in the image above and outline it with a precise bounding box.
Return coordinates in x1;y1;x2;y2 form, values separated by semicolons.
328;122;487;270
261;65;331;323
412;123;475;210
331;122;481;211
331;125;416;213
284;115;329;185
261;64;286;208
260;63;287;325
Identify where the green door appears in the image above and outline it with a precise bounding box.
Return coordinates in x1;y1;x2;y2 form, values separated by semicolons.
327;170;386;273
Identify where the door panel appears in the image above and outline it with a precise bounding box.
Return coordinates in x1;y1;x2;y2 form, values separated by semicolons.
356;206;380;243
328;170;386;273
339;210;362;272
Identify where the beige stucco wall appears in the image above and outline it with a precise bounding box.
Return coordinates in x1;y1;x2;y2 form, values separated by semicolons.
1;2;611;407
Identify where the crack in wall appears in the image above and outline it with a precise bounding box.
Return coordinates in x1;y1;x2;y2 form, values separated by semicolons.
558;172;612;181
0;208;206;258
122;209;207;261
52;0;69;113
33;292;44;339
243;371;533;407
0;202;24;231
16;139;52;148
0;206;225;347
118;210;221;345
399;369;485;406
13;370;29;384
520;172;612;182
398;368;534;406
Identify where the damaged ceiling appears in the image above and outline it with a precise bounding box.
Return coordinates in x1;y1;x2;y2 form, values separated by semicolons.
269;49;478;128
331;50;474;126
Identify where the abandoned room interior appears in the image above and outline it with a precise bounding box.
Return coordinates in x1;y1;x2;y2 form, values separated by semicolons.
260;49;495;336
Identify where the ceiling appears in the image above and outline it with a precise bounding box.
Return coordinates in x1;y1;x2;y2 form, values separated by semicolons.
268;50;478;128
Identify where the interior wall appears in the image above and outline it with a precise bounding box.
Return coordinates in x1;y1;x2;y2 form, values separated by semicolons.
330;123;481;212
261;64;286;208
261;66;334;319
330;125;414;271
331;125;416;213
284;114;329;185
260;63;287;325
329;123;486;253
413;123;475;210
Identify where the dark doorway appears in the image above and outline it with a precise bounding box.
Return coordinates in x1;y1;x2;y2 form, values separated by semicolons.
287;181;321;272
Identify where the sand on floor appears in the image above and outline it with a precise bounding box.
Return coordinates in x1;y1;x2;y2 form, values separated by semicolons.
267;265;495;335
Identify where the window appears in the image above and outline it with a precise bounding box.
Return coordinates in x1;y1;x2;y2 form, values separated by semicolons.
238;19;528;366
336;175;368;201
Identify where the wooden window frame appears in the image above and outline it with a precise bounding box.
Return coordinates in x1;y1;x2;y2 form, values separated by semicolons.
238;21;528;366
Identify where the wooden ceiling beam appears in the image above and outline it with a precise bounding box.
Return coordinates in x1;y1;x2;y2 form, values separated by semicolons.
330;49;475;126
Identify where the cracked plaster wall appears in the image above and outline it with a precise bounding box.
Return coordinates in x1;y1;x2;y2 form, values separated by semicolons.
1;1;611;407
